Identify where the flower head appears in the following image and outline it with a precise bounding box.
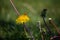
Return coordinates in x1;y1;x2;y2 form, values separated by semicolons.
16;13;30;24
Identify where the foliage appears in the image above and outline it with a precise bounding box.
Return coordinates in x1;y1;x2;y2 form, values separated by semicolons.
0;0;60;40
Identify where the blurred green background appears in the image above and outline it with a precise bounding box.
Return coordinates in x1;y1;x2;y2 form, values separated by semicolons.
0;0;60;40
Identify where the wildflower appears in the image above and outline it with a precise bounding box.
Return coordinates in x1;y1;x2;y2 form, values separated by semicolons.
16;13;30;24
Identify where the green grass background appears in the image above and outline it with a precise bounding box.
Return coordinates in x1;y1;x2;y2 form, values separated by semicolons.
0;0;60;40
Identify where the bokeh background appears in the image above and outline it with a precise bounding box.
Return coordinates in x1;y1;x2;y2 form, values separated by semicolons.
0;0;60;40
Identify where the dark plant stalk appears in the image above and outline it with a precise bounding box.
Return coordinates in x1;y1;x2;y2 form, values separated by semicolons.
41;9;56;40
41;9;52;34
42;18;53;36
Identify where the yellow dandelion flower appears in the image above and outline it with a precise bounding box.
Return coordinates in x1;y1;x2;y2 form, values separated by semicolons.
16;13;30;24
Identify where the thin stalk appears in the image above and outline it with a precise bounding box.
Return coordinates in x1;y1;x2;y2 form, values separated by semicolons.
37;21;45;40
49;18;60;35
43;18;53;36
10;0;20;16
23;23;35;40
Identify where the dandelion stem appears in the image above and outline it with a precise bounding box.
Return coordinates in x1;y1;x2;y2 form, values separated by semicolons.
23;23;35;40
